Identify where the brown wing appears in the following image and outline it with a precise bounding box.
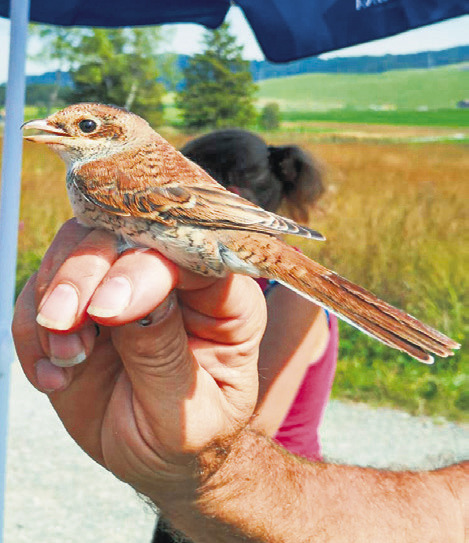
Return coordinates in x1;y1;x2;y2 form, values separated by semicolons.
73;153;324;240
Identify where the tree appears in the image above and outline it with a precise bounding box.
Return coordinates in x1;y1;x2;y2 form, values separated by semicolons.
177;23;257;129
68;28;165;126
25;84;69;108
156;52;183;92
28;24;84;111
30;25;166;125
259;102;280;130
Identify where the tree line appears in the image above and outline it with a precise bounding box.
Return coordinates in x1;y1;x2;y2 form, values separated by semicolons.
0;23;272;130
251;45;469;81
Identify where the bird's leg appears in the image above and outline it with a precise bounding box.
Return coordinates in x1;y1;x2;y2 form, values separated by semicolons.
116;235;136;254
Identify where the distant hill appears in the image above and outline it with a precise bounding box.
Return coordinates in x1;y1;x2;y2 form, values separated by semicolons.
251;45;469;81
257;64;469;110
26;71;73;87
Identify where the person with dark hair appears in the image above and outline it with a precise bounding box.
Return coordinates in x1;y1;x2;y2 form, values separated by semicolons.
180;129;324;223
179;129;336;462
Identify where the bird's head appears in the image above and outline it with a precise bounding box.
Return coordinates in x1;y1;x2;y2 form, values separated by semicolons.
22;103;155;167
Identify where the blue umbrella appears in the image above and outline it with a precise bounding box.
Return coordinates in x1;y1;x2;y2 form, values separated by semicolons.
0;0;468;540
1;0;468;61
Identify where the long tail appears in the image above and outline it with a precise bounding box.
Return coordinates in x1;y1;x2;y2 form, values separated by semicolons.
235;238;460;364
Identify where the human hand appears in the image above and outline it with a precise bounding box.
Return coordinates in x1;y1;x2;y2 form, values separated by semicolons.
12;219;266;504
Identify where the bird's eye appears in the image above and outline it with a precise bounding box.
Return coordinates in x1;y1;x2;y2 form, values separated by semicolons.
78;119;97;133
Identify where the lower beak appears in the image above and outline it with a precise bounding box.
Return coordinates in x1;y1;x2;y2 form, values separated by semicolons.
22;119;69;144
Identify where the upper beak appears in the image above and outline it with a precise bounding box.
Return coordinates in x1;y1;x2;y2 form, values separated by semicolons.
22;119;69;144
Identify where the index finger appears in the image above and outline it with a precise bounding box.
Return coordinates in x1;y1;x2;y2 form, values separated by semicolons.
34;219;92;308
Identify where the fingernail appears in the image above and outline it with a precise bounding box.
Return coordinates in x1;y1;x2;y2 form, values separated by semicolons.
37;283;79;330
48;333;87;367
88;276;132;318
35;358;70;392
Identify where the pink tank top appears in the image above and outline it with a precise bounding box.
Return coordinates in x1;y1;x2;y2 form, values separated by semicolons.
257;278;338;461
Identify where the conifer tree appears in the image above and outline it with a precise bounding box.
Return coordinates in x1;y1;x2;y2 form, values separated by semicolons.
178;23;257;129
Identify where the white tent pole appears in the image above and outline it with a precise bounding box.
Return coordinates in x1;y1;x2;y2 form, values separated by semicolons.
0;0;31;540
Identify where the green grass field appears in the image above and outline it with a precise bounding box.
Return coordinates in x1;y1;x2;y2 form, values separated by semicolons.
281;109;469;128
257;64;469;112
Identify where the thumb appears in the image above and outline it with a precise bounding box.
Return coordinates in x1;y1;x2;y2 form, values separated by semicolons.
111;291;196;415
110;293;229;456
113;292;193;385
109;274;265;458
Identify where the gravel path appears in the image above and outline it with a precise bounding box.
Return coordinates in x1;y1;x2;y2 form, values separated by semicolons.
5;361;469;543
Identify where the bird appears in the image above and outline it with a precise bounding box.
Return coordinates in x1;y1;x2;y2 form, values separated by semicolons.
23;102;459;364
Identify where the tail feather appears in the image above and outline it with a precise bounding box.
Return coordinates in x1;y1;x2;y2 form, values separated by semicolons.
323;274;458;352
260;244;460;364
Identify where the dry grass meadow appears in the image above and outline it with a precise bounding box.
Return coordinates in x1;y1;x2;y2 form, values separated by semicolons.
3;132;468;420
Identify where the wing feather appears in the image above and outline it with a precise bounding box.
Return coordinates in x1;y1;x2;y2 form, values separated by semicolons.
73;160;324;240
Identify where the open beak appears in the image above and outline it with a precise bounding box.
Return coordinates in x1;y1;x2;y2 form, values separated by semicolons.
22;118;70;144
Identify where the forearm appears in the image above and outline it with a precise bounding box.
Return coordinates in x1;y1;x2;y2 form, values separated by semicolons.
154;428;466;543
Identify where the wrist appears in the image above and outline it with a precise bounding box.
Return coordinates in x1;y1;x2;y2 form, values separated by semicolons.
436;461;468;537
144;427;247;535
143;427;257;541
156;427;295;542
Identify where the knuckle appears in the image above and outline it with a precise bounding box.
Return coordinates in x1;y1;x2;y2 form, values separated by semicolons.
61;252;111;282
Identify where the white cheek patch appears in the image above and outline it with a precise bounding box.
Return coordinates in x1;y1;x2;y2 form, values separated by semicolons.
56;147;75;168
218;244;260;277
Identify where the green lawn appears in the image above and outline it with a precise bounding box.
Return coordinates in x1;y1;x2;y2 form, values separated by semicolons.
257;64;469;111
281;109;469;128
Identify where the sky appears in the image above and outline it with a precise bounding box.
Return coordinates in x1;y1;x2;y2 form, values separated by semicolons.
0;8;468;83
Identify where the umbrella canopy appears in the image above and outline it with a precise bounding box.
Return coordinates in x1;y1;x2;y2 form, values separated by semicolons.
0;0;468;62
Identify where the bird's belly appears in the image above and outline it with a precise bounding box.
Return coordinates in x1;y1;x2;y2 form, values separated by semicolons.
67;183;229;277
120;221;229;277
